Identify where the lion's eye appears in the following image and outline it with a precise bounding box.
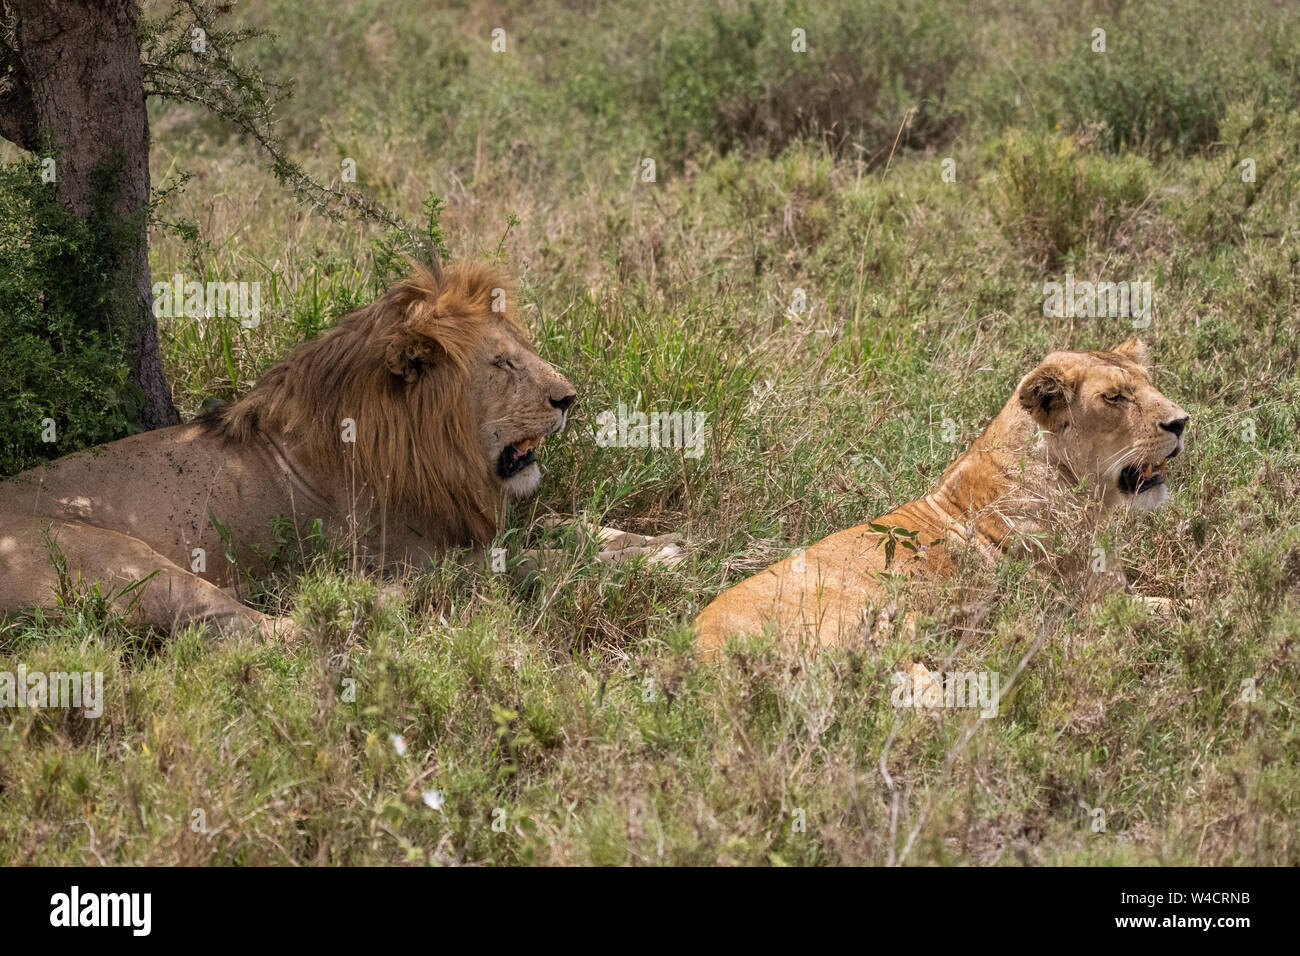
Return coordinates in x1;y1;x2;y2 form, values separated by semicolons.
1104;391;1127;404
493;355;519;372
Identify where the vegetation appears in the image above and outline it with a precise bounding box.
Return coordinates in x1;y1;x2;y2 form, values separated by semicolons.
0;160;138;475
1;0;1298;865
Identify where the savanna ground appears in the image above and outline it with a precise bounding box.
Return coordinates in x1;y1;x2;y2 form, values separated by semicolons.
2;0;1299;865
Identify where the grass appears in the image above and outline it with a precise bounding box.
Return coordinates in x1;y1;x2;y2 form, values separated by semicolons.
2;0;1299;865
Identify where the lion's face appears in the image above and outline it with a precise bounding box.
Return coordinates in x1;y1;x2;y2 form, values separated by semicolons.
471;321;577;498
1018;338;1189;511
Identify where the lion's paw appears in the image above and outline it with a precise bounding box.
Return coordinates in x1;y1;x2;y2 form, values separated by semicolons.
596;538;685;569
1135;594;1179;616
253;613;304;646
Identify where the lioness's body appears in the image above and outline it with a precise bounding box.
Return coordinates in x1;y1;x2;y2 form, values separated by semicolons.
696;340;1189;655
694;424;1021;655
0;264;577;635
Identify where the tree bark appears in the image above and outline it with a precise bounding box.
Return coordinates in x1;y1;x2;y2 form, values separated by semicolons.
2;0;179;429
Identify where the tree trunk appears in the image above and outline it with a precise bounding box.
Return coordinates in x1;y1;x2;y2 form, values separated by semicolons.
2;0;179;429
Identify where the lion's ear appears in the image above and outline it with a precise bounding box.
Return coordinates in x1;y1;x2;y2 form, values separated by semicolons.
1112;336;1150;368
384;279;483;382
384;323;447;383
1018;363;1075;429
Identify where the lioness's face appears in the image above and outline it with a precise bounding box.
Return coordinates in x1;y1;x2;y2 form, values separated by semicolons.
472;321;577;498
1019;338;1189;511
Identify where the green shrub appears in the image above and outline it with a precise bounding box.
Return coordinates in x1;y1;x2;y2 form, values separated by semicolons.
0;160;137;478
1170;104;1300;249
991;130;1152;265
628;0;969;166
1043;1;1300;156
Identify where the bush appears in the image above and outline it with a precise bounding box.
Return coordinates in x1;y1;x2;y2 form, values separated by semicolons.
0;160;137;478
991;130;1152;266
1170;104;1300;250
1043;1;1300;156
629;0;969;165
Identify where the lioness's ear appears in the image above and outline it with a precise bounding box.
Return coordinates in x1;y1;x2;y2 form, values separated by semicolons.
1018;364;1075;429
1112;336;1150;368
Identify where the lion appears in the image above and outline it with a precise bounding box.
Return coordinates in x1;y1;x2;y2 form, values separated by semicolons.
694;338;1190;657
0;262;669;637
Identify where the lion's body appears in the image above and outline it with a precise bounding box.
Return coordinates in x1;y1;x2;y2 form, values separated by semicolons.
1;423;313;587
0;425;312;633
0;264;576;635
695;340;1189;656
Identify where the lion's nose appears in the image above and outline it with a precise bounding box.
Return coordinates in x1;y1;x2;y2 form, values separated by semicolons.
1160;415;1188;438
550;393;576;412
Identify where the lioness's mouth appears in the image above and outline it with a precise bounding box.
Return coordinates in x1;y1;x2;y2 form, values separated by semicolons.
1119;460;1168;495
498;435;544;479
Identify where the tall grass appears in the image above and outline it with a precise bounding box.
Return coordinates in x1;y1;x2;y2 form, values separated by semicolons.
1;0;1298;864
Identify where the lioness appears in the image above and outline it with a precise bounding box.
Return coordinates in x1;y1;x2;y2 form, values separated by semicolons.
694;338;1189;656
0;264;623;636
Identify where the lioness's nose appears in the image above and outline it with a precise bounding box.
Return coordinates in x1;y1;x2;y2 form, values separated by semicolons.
1160;415;1188;438
550;393;576;412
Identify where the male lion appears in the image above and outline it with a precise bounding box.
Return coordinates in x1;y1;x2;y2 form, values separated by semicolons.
0;263;645;636
694;338;1189;656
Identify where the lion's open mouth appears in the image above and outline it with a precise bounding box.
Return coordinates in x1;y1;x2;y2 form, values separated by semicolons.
498;436;544;479
1119;460;1168;495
